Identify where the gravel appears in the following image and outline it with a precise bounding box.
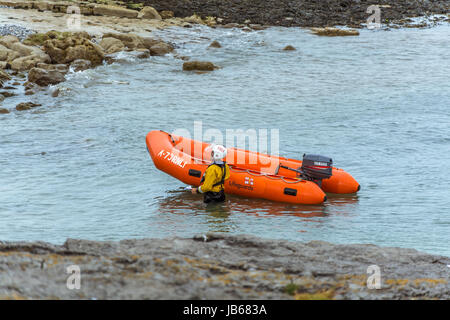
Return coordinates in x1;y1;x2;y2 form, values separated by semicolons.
0;24;35;40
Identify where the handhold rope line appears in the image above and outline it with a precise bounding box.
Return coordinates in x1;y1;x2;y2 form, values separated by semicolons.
164;137;306;184
161;131;303;169
179;153;306;184
229;165;305;184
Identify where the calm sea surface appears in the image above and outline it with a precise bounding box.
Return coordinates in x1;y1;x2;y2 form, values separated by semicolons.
1;25;449;256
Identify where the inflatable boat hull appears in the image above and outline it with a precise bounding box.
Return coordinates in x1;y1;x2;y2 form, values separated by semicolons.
146;130;327;205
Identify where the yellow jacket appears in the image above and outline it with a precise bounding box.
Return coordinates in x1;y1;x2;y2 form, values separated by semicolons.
199;163;230;193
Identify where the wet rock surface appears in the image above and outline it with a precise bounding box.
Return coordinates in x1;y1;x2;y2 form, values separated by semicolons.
183;61;217;71
0;28;176;107
28;67;65;86
43;32;104;66
311;27;360;36
208;40;222;48
0;234;448;299
15;101;41;110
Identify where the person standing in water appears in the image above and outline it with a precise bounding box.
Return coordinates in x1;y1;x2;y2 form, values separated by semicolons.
191;144;230;203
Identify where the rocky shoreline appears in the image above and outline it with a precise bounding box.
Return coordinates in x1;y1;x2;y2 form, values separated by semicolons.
0;233;449;299
0;29;178;112
1;0;449;29
0;1;237;112
1;0;449;113
119;0;450;27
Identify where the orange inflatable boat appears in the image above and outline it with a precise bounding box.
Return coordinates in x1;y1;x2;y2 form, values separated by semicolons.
146;130;360;205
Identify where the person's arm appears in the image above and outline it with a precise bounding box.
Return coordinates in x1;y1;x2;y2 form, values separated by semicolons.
224;164;231;181
198;167;217;193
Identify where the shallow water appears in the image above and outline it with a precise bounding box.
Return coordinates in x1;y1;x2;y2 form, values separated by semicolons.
1;25;449;256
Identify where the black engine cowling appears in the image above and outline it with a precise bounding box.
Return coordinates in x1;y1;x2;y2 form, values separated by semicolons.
301;154;333;182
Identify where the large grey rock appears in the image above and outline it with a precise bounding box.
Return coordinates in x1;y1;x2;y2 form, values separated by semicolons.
43;34;104;66
70;59;92;72
93;5;139;18
0;44;20;62
149;42;174;56
0;70;11;81
28;67;65;86
99;37;125;54
35;63;69;74
183;61;217;71
0;35;20;48
0;234;448;299
138;6;162;20
15;102;41;111
10;53;51;71
0;69;11;87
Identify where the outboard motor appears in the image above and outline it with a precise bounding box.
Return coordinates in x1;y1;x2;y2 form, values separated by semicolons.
301;154;333;187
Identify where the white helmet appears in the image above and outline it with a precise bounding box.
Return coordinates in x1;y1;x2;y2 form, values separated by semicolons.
210;144;227;161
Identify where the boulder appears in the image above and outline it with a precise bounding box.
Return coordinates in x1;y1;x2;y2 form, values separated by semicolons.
149;42;174;56
65;44;104;65
183;14;204;24
310;28;359;36
0;40;51;71
51;88;60;97
0;108;9;114
28;67;66;86
101;33;169;54
16;102;42;111
0;44;20;62
138;6;161;20
160;10;174;19
0;61;10;69
9;42;35;56
0;91;16;98
23;31;90;46
204;16;216;27
10;50;51;71
222;23;239;28
0;35;20;48
135;49;150;59
182;61;216;71
10;56;40;71
250;24;266;31
209;41;222;48
70;59;92;72
43;35;104;66
36;63;69;74
142;37;161;49
283;45;296;51
99;37;125;54
23;81;37;91
0;69;11;87
103;55;117;65
34;1;49;11
0;70;11;82
93;5;139;18
48;2;69;13
102;33;145;50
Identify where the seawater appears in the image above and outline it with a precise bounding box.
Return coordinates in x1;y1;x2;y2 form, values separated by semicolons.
1;25;449;256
